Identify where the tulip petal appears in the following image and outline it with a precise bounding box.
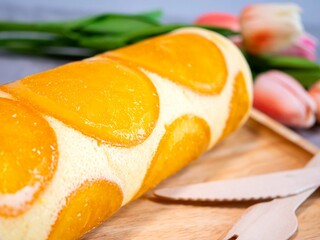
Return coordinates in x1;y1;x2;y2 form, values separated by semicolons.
269;71;316;112
278;33;318;60
254;71;316;128
240;3;303;54
309;81;320;122
195;12;240;32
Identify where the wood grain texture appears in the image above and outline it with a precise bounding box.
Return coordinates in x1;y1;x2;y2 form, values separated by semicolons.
83;110;320;240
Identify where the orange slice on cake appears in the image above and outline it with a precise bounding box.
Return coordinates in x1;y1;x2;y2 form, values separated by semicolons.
136;115;210;197
2;59;159;147
104;33;228;95
48;179;123;240
0;98;58;217
219;71;250;140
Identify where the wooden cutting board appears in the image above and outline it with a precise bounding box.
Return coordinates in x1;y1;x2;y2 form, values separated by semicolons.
83;110;320;240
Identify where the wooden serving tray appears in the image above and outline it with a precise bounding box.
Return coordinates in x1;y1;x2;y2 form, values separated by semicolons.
83;110;320;240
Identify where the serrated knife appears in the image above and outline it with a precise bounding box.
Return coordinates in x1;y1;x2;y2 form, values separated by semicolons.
154;166;320;201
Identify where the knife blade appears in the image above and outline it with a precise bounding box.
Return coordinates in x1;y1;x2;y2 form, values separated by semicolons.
154;167;320;201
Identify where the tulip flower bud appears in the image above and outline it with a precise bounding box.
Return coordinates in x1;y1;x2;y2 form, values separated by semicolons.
254;70;316;128
240;3;303;55
195;12;240;31
278;33;318;61
309;81;320;122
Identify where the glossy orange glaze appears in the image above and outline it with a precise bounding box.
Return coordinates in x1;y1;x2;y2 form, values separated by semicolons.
104;33;228;95
48;180;123;240
0;98;58;217
135;115;210;198
219;71;250;141
1;59;159;147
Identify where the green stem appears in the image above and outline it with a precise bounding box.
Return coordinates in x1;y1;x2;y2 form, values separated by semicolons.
0;37;76;48
0;43;94;59
0;21;68;34
0;21;38;31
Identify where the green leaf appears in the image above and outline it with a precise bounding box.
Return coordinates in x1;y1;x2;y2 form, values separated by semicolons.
0;37;74;48
79;35;126;50
268;56;320;69
0;42;94;59
282;69;320;88
0;10;237;58
122;24;187;44
122;24;238;45
246;53;320;88
247;54;320;70
78;16;160;35
135;10;163;22
76;24;237;51
0;10;163;36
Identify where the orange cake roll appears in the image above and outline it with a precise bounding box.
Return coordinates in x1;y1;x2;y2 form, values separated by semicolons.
0;27;252;239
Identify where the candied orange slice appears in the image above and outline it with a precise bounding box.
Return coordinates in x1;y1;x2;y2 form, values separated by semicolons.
2;59;159;147
219;71;250;140
104;33;228;95
0;98;58;217
48;179;123;240
135;115;210;198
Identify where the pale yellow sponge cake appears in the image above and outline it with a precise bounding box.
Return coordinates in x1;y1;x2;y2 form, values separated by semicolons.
0;27;252;239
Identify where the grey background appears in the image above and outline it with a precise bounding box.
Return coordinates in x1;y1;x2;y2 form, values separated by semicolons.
0;0;319;25
0;0;320;145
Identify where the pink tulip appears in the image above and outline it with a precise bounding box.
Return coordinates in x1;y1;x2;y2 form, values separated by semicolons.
231;33;318;61
240;3;303;55
195;12;240;32
278;33;318;61
254;70;316;128
229;35;243;48
309;81;320;122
